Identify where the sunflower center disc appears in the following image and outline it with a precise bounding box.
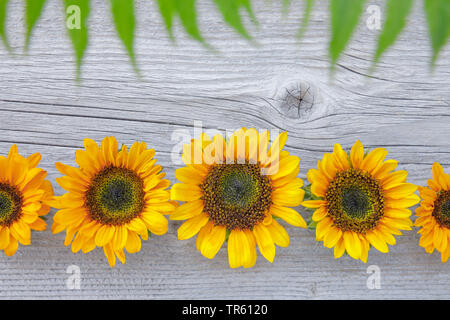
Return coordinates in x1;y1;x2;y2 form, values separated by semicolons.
200;163;272;230
432;190;450;227
443;200;450;218
85;166;145;225
0;183;22;226
341;187;371;219
325;168;385;233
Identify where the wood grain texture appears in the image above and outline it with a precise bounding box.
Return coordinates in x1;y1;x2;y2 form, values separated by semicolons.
0;0;449;299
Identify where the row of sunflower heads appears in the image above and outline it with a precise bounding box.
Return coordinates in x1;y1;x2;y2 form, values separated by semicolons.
0;132;448;268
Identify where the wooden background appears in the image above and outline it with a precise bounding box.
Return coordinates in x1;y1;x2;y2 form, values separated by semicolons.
0;0;449;299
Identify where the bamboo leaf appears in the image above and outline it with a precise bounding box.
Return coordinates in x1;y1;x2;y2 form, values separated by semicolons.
238;0;257;23
424;0;450;66
156;0;176;39
297;0;314;40
213;0;255;39
374;0;413;65
25;0;47;51
157;0;204;43
64;0;90;80
0;0;9;51
329;0;366;66
174;0;204;43
109;0;138;72
282;0;290;15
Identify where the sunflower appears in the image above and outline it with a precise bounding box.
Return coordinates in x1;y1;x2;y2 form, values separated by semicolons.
414;163;450;262
170;128;306;268
50;137;176;267
0;145;53;256
302;140;419;262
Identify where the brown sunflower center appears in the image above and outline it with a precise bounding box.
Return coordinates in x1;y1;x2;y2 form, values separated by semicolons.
325;168;385;233
0;183;23;226
432;190;450;228
200;163;272;230
85;166;145;226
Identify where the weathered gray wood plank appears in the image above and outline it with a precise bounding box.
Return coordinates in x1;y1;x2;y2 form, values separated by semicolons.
0;0;449;299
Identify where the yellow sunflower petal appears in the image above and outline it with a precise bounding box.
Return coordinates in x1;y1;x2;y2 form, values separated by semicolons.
350;140;364;168
343;231;361;260
316;217;333;241
385;195;420;209
196;221;213;252
270;205;306;228
334;237;346;259
170;200;204;220
170;183;203;201
177;212;209;240
125;230;142;254
200;225;226;259
323;226;342;248
103;243;116;267
175;167;206;185
228;229;243;268
332;143;350;171
266;220;290;247
95;225;116;247
243;230;257;268
141;210;168;235
252;224;275;263
269;155;300;180
312;206;328;222
0;227;10;250
360;148;388;174
384;183;418;199
302;200;327;208
4;236;18;257
365;230;389;253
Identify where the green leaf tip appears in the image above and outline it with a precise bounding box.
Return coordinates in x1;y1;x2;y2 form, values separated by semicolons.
282;0;291;16
424;0;450;67
25;0;47;52
329;0;366;66
297;0;314;41
213;0;256;40
157;0;206;45
373;0;413;68
64;0;90;81
109;0;139;75
156;0;176;40
0;0;10;52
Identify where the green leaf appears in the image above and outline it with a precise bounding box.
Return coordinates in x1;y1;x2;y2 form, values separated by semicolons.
282;0;291;15
0;0;9;51
64;0;90;81
297;0;314;40
25;0;47;51
156;0;176;39
424;0;450;66
225;228;231;242
374;0;413;65
303;184;322;202
213;0;255;39
329;0;366;66
109;0;138;72
157;0;205;43
174;0;204;43
306;216;317;230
